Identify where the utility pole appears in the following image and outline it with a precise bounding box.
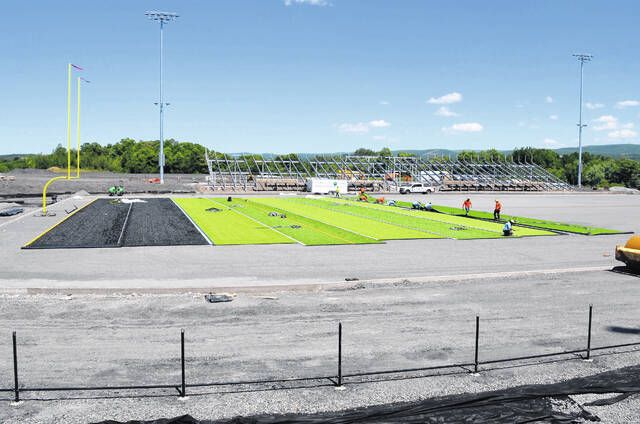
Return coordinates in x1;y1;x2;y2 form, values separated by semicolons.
146;11;179;184
573;54;592;188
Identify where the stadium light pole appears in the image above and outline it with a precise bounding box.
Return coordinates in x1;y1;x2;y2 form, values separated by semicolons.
146;11;179;185
573;54;592;188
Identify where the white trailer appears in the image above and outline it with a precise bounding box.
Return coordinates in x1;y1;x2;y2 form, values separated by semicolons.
306;178;348;195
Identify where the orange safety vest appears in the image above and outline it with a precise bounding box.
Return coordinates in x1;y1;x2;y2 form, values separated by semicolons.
495;202;502;211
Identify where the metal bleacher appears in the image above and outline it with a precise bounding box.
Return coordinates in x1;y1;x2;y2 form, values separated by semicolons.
205;152;573;192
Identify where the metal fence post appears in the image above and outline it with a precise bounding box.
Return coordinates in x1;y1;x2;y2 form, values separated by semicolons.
13;331;19;403
586;304;593;360
337;322;342;387
474;316;480;373
180;329;186;397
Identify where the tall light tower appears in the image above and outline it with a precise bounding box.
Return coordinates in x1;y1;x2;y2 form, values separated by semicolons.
146;11;179;184
573;54;592;188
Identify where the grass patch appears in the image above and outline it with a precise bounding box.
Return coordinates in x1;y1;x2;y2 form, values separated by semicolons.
417;202;622;235
294;197;498;239
314;197;503;239
227;198;378;245
174;198;294;245
252;197;441;240
340;197;554;237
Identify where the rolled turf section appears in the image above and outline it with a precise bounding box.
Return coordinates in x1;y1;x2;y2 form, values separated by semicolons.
173;198;295;245
294;197;497;239
335;197;555;237
25;198;208;249
250;197;441;241
221;198;379;245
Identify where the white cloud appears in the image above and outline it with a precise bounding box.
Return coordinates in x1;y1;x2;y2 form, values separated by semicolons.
615;100;640;109
585;102;604;110
545;96;554;103
592;115;618;131
608;129;638;139
435;106;459;117
543;138;561;147
337;122;369;134
442;122;483;134
284;0;329;6
372;135;387;141
549;115;558;120
379;100;390;105
427;92;462;105
369;119;391;128
337;119;390;133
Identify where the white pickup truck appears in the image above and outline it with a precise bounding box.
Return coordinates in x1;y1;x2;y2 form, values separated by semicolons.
399;182;437;194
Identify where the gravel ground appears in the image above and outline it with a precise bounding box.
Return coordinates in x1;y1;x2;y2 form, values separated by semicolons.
0;169;205;198
0;270;638;423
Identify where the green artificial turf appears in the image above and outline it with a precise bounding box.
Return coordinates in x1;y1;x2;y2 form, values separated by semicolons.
394;201;622;235
339;197;554;237
250;197;442;240
174;198;294;245
295;197;495;239
221;198;378;245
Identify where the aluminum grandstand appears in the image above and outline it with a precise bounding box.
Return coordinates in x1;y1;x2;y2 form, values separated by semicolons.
205;153;573;192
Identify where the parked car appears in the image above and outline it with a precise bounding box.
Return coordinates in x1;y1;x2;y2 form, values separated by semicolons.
399;182;437;194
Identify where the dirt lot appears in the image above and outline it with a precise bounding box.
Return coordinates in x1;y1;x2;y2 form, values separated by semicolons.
0;270;639;423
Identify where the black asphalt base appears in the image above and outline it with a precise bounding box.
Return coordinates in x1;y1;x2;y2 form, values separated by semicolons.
25;198;208;249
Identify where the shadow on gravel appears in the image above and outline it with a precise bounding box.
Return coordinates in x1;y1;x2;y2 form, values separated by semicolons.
609;266;640;278
94;365;640;424
608;326;640;335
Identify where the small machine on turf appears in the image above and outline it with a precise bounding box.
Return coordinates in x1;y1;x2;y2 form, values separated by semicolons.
108;185;125;196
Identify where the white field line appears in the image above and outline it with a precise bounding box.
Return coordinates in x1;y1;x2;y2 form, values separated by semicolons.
171;199;213;245
209;199;303;245
250;198;379;242
116;202;134;247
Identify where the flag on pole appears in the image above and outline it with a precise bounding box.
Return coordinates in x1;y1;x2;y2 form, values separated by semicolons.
71;64;83;70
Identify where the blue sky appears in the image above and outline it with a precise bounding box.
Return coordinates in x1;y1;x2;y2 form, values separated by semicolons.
1;0;639;154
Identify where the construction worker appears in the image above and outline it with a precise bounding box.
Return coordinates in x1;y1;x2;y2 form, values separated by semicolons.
503;220;514;236
425;201;433;211
335;186;341;198
494;200;502;220
462;198;472;216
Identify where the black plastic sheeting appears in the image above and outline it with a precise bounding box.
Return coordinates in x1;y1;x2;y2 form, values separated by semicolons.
25;198;207;249
94;365;640;423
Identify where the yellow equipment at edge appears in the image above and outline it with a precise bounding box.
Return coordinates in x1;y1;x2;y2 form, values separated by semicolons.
615;235;640;269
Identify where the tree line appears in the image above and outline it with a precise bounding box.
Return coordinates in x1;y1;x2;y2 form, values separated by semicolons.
1;140;638;188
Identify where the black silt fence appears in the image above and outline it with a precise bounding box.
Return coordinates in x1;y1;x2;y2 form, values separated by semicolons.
2;304;639;402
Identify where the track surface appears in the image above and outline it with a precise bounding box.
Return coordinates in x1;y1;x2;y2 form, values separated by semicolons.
25;198;207;249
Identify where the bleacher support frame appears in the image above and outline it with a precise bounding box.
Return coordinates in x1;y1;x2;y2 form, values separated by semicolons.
205;153;573;192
